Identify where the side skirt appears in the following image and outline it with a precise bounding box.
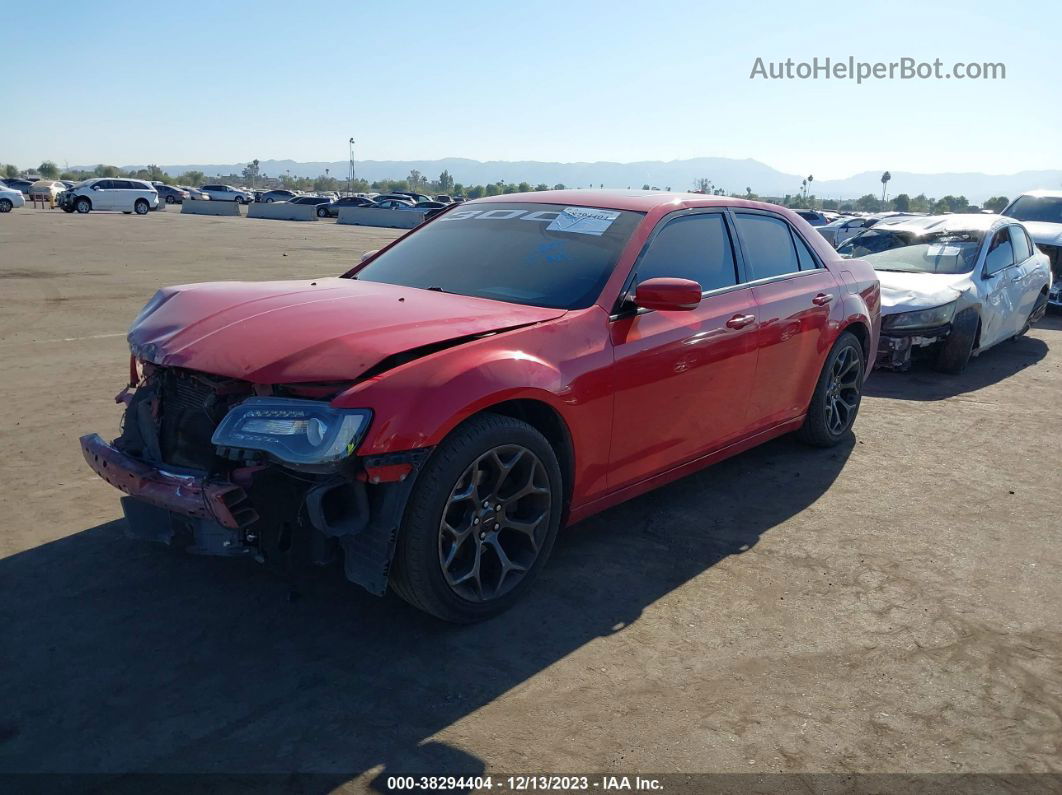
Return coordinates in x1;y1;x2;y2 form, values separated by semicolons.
565;417;805;526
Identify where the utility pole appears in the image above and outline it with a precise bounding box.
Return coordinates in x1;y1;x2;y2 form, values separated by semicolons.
348;138;355;195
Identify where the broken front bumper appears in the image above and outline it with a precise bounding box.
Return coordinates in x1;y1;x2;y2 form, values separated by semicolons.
80;432;428;595
79;433;258;529
874;324;951;370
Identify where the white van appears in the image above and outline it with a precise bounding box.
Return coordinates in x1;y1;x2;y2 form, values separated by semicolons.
61;178;159;215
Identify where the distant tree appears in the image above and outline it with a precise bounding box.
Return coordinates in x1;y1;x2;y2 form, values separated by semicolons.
452;182;464;195
642;184;651;191
3;163;19;178
892;193;911;212
910;193;930;213
534;183;549;191
745;186;752;197
407;170;424;190
856;193;882;212
242;159;261;187
983;196;1009;213
880;170;891;203
517;182;531;193
553;184;566;190
467;185;484;199
177;170;205;187
437;170;454;192
38;161;59;178
94;164;119;178
693;177;711;193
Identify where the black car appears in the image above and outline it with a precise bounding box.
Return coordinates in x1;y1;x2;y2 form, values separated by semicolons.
391;191;432;204
260;189;298;203
415;200;448;209
1;178;35;195
316;195;375;218
152;184;191;204
289;195;335;216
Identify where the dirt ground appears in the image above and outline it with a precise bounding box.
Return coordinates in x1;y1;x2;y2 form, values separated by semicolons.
1;207;1060;789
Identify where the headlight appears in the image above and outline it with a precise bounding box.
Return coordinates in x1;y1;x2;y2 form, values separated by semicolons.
882;302;956;331
211;397;371;468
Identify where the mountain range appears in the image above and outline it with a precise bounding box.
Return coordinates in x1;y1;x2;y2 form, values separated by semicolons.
83;157;1062;202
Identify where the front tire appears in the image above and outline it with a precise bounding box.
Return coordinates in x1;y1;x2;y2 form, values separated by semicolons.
0;199;11;213
75;197;91;214
317;205;329;217
390;413;564;623
797;331;865;448
934;308;978;374
134;199;149;215
165;195;175;204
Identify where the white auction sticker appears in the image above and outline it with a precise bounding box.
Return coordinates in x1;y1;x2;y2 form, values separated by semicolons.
546;206;621;236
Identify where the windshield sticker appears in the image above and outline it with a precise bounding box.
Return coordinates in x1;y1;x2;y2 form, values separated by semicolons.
926;244;962;257
546;207;621;236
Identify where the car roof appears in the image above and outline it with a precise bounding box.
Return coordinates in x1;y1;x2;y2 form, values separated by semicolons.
472;188;788;214
869;213;1011;235
1016;189;1062;199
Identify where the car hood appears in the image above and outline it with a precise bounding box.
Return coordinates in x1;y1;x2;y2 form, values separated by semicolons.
876;270;970;314
1019;221;1062;246
128;277;566;383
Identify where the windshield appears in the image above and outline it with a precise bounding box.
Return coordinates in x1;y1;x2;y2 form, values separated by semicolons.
838;228;984;274
352;203;644;309
1003;196;1062;225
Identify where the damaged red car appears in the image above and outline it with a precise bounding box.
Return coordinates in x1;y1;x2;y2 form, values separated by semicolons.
81;191;880;622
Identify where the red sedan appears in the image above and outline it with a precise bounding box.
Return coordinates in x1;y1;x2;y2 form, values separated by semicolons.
81;190;880;622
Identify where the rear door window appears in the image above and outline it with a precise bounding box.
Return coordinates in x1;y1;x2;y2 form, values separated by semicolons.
1009;225;1032;262
734;213;801;280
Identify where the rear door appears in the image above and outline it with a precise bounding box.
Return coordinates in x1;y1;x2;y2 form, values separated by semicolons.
608;210;759;490
979;227;1017;347
732;211;840;429
1006;225;1038;332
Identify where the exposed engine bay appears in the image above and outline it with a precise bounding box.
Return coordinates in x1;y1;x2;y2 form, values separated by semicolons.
82;361;427;595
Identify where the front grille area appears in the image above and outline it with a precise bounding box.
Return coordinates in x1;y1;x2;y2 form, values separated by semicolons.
1038;243;1061;279
156;369;249;471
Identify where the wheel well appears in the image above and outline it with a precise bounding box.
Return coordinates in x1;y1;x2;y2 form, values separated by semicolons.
478;399;574;514
841;321;870;361
76;195;91;208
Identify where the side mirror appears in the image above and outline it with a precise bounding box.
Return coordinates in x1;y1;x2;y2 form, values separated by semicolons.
634;277;702;311
360;250;379;262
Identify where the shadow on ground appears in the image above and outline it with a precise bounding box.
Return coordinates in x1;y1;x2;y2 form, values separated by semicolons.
864;326;1052;402
1;435;854;790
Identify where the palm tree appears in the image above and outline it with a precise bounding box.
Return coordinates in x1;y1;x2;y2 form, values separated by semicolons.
806;175;814;206
881;171;891;204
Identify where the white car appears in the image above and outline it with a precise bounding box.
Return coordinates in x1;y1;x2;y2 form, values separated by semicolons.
29;180;67;200
199;184;254;203
1001;190;1062;310
60;178;159;215
838;214;1051;372
0;183;26;212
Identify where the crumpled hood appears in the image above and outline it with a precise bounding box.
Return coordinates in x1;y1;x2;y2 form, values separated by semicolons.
1020;221;1062;246
128;277;566;383
876;270;970;314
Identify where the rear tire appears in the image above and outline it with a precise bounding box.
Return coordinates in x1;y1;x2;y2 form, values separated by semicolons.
797;331;865;448
390;413;564;623
317;205;329;217
134;199;149;215
165;195;175;204
934;308;978;374
75;197;91;214
0;199;11;213
1016;291;1048;336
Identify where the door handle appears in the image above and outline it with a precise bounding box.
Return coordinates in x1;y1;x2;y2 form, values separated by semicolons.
812;293;834;306
725;314;756;329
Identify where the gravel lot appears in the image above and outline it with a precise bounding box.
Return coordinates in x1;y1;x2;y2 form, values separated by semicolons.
1;208;1059;788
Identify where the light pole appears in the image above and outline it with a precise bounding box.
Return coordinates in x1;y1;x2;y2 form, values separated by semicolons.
348;137;355;195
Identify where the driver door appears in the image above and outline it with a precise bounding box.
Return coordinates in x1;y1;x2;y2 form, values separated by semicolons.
608;211;759;491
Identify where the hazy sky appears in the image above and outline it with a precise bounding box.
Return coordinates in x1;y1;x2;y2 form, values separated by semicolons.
4;0;1059;178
